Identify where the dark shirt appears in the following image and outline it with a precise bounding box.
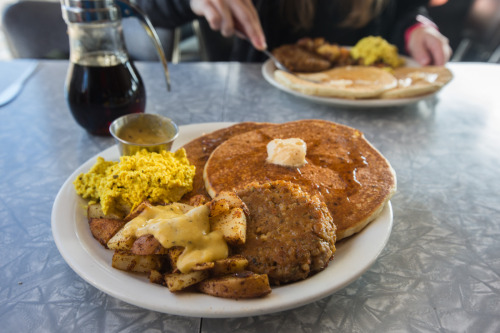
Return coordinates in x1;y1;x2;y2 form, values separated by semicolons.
136;0;431;62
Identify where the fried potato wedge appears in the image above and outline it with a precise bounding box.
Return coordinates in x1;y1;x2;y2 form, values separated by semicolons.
167;246;184;272
107;231;136;251
124;201;153;222
191;261;215;271
211;191;249;216
87;203;122;221
197;271;271;299
188;194;209;207
212;255;248;276
210;207;247;245
111;251;162;273
130;234;167;255
209;198;231;218
89;218;126;248
165;270;210;292
149;269;165;285
209;192;248;245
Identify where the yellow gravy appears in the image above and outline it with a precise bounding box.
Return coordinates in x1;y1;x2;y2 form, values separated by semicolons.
131;203;228;273
118;125;172;144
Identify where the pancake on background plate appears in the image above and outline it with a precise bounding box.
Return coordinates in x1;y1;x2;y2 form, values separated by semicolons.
274;66;397;99
381;66;453;99
203;119;397;240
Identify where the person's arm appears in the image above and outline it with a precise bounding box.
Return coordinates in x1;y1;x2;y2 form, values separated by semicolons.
190;0;266;49
405;15;452;65
134;0;266;50
391;0;451;65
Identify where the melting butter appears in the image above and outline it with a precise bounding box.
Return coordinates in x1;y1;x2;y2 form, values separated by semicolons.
266;138;307;167
399;72;439;87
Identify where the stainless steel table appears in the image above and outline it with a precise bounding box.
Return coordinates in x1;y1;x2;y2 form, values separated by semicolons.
1;60;499;332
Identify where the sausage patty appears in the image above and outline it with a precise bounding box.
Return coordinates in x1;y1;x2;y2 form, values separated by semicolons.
235;181;336;285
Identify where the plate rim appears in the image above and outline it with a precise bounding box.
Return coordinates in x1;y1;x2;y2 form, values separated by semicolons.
51;122;393;318
261;59;436;108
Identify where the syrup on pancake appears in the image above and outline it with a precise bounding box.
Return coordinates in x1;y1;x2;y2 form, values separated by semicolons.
202;120;397;240
180;122;274;202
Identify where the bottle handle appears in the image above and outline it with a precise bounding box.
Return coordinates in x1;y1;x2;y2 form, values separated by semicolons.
115;0;171;91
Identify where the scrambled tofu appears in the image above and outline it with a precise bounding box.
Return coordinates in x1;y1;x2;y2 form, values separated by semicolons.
74;149;195;216
350;36;405;68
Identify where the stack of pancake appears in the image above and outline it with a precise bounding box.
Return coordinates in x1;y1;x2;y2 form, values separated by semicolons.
180;120;397;284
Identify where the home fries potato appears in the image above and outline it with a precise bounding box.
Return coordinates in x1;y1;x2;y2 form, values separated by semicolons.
85;190;271;298
75;149;272;299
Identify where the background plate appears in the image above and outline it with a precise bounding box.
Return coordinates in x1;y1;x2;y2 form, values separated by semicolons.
51;122;393;318
262;59;437;108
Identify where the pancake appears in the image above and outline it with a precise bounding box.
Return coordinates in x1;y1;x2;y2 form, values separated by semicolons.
274;66;397;99
203;119;396;240
180;122;274;202
381;66;453;99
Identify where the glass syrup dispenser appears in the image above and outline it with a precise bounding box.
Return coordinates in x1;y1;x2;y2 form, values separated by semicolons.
61;0;171;135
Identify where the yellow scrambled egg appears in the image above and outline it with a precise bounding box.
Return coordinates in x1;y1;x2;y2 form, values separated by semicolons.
350;36;405;68
74;148;195;216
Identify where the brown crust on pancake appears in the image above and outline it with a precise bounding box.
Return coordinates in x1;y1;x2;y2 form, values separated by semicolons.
204;119;396;240
180;122;275;202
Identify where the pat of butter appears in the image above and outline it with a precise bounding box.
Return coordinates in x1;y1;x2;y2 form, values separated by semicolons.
266;138;307;167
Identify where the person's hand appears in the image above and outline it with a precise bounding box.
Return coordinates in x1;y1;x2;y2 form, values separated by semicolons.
407;25;452;66
190;0;267;50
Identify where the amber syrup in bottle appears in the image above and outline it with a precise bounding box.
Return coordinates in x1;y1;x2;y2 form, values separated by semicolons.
65;54;145;136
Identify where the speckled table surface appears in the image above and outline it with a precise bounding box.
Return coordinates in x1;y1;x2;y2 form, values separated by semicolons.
0;60;499;333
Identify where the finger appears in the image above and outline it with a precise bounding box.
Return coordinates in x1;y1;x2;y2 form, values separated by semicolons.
229;0;266;49
191;0;223;31
444;44;453;63
410;43;431;66
435;38;452;65
427;39;445;66
425;35;450;65
242;0;260;22
210;0;235;37
227;0;254;34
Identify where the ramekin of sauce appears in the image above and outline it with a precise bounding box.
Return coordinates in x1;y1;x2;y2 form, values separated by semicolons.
109;113;179;156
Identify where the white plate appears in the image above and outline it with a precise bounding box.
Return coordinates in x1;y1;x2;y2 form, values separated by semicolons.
51;122;393;318
262;59;436;108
